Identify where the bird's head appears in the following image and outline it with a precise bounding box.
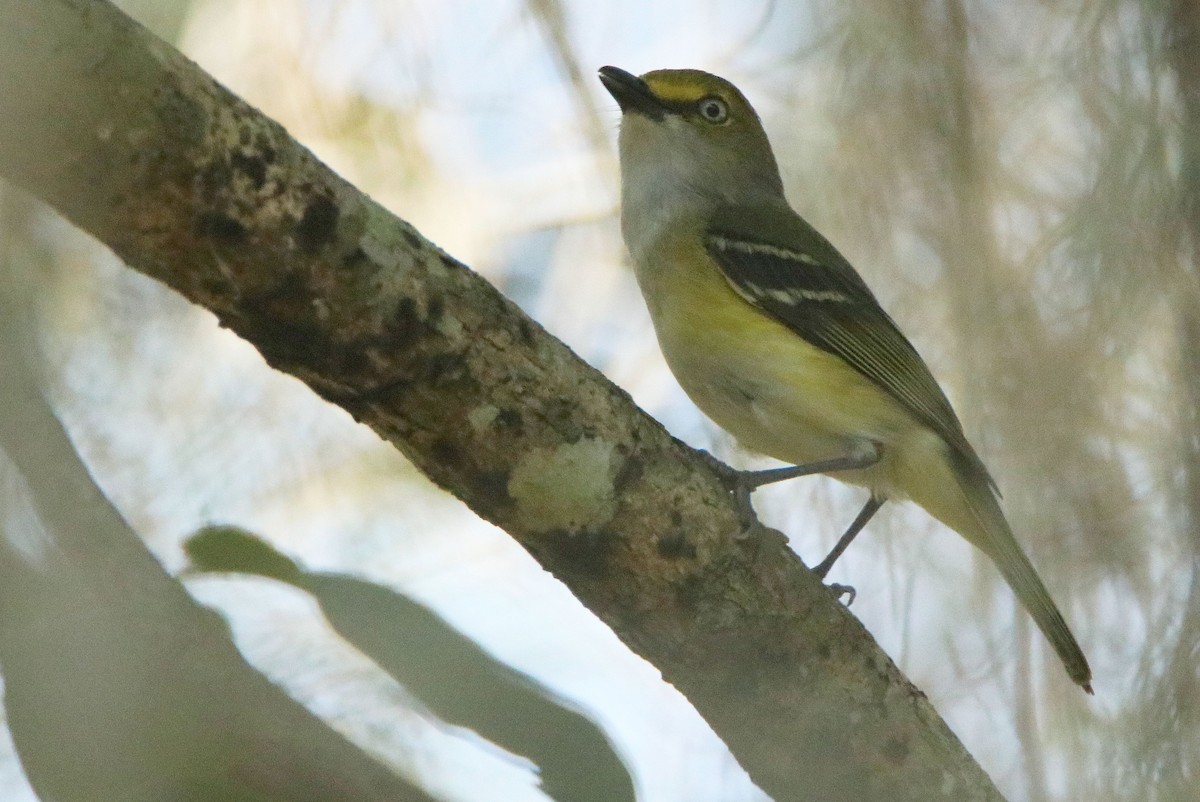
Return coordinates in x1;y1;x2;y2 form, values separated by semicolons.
598;66;784;210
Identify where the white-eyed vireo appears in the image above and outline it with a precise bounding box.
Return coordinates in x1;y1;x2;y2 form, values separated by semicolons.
598;65;1092;692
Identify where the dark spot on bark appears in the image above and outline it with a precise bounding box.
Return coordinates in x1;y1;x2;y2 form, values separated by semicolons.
258;270;307;309
494;408;523;433
346;375;410;405
390;297;421;348
517;318;536;347
432;438;463;468
155;85;206;149
882;736;909;766
342;246;367;268
657;532;696;559
422;352;467;383
613;455;644;493
296;192;339;252
469;469;512;513
426;295;444;321
239;127;251;146
230;152;267;188
244;316;327;370
670;509;683;527
197;156;232;194
340;347;370;376
401;226;423;251
310;381;359;409
200;277;228;298
255;133;276;161
196;211;247;243
343;399;369;424
541;528;615;580
234;272;339;371
542;398;583;442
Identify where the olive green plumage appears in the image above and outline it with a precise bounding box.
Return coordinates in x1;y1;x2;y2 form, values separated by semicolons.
600;65;1091;691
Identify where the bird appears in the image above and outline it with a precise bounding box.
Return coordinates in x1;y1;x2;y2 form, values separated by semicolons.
598;65;1092;692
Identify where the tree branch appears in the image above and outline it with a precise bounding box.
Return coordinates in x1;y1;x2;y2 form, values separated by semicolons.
0;1;1004;799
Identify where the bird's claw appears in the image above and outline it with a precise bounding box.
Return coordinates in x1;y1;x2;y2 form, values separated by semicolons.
698;450;761;530
827;583;856;606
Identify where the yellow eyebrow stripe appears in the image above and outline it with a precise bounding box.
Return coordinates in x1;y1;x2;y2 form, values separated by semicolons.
642;75;712;104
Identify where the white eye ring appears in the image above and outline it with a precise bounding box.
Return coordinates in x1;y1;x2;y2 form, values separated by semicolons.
698;97;728;123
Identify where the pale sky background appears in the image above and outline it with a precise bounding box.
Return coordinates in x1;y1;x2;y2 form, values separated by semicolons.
1;1;1179;800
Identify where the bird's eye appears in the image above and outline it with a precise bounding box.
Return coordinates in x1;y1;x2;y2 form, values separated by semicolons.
697;96;729;124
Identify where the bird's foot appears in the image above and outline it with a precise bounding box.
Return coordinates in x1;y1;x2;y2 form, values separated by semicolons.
697;450;761;530
827;583;856;606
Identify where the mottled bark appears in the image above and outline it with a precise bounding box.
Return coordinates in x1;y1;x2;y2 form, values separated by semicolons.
0;1;1005;799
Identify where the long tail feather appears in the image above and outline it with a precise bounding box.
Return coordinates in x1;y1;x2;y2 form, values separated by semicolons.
952;460;1093;692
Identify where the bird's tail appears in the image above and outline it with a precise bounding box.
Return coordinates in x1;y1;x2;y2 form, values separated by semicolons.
946;454;1093;692
907;449;1099;691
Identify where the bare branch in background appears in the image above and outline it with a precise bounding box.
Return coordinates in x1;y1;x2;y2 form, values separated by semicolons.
526;0;617;179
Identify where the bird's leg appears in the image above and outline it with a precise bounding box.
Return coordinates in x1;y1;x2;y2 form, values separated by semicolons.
703;441;881;530
738;446;881;490
812;495;885;579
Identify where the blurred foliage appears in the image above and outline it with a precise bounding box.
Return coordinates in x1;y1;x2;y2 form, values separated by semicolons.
185;525;635;802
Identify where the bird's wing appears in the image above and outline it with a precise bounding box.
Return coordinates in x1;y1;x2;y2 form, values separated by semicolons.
705;203;995;489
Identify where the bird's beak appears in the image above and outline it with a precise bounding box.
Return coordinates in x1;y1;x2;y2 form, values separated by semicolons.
598;66;666;120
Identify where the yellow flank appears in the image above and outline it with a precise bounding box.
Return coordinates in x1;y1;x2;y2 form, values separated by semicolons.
638;221;935;502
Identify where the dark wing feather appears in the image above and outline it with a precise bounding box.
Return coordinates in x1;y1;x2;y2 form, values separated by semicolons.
706;205;995;489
